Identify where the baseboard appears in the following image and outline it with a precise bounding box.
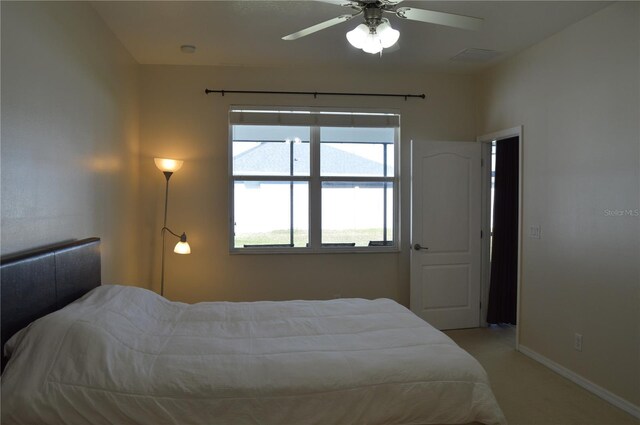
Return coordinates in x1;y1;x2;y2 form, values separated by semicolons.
517;345;640;420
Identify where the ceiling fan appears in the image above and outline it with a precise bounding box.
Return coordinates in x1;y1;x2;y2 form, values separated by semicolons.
282;0;483;54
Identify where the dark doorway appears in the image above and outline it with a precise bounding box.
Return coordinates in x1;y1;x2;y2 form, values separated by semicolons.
487;136;519;325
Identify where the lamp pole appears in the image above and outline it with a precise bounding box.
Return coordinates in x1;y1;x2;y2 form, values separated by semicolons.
160;171;173;297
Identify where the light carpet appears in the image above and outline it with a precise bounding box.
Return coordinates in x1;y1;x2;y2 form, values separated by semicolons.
445;326;639;425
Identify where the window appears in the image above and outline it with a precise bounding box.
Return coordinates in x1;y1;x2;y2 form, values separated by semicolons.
230;108;399;253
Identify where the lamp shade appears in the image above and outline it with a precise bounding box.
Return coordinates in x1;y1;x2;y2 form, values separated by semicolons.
174;241;191;254
154;157;184;173
173;232;191;254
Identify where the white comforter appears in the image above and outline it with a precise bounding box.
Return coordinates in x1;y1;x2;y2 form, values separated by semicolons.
1;285;506;425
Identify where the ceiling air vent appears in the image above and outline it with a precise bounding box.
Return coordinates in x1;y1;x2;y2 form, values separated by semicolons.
450;48;501;63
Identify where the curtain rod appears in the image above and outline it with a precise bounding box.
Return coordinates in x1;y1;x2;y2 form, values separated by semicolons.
204;88;425;101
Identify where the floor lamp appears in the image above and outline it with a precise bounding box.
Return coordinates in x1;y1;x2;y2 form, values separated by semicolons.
154;158;191;297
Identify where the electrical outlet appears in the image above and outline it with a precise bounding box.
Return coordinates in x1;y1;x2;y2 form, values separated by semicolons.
574;333;583;352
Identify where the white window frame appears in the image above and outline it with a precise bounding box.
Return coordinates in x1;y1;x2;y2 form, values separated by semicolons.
228;106;400;254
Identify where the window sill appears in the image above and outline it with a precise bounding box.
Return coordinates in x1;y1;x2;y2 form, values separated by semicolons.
229;247;401;255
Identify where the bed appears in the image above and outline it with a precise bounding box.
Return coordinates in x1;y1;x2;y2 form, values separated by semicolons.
1;238;506;425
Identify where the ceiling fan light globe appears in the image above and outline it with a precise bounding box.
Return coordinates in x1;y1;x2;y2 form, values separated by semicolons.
346;24;369;49
376;20;390;33
362;33;383;54
376;20;400;48
379;27;399;48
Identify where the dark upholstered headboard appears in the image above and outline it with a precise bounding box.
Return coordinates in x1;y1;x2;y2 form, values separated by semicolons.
0;237;101;372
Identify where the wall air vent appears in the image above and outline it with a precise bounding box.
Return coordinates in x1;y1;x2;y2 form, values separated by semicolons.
450;48;501;63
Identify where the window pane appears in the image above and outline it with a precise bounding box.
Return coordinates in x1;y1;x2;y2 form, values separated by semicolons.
386;183;394;242
234;181;308;248
321;182;394;247
320;127;394;177
232;125;310;176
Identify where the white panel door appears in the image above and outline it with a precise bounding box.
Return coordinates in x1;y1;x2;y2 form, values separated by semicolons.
410;141;482;330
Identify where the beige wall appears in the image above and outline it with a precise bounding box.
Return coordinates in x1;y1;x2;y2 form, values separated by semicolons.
478;2;640;407
138;65;478;305
4;0;637;412
0;2;140;284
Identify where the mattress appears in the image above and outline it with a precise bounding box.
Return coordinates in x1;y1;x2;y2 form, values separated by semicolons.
1;285;506;425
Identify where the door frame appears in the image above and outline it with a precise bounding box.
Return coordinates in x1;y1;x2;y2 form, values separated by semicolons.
477;126;523;349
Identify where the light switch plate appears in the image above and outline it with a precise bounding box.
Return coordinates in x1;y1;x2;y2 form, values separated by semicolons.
529;225;541;239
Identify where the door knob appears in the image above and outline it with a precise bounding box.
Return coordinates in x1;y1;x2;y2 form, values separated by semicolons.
414;243;428;251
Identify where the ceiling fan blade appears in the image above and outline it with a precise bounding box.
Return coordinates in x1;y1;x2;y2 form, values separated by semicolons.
396;7;483;31
282;14;359;41
313;0;359;7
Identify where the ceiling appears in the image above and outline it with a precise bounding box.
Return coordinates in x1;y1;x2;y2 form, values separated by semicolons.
92;1;610;73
